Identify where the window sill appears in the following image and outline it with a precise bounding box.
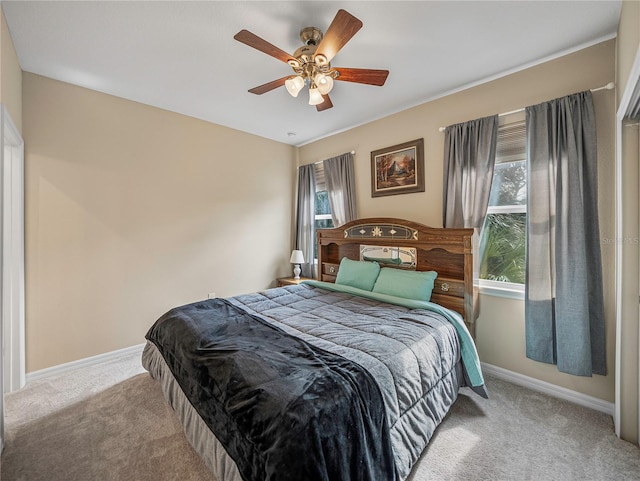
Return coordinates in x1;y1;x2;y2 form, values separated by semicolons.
477;281;524;300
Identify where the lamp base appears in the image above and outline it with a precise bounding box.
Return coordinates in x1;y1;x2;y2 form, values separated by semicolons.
293;264;301;279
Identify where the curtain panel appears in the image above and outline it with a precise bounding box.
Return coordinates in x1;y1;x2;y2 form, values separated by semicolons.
323;152;357;226
525;91;606;376
627;77;640;119
442;115;499;228
294;164;316;278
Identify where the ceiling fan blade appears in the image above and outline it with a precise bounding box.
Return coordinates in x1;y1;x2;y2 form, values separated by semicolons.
234;29;295;64
316;94;333;112
334;68;389;86
315;10;363;62
248;77;290;95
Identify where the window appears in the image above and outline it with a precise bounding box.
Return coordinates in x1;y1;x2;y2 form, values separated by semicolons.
479;117;526;293
314;190;334;230
313;163;334;258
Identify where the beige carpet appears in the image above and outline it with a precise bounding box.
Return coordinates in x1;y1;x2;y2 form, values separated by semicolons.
2;350;639;481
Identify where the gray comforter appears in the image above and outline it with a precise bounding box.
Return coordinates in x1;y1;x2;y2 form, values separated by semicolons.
228;283;468;480
144;283;481;481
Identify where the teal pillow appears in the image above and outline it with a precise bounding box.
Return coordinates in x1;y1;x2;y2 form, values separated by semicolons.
372;268;438;301
335;257;380;291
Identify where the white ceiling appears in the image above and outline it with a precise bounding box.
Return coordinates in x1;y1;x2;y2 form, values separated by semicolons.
2;1;622;146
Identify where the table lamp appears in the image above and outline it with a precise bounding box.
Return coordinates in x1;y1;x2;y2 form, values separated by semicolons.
290;250;305;279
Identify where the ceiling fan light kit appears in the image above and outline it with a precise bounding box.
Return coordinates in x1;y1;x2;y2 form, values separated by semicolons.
234;9;389;111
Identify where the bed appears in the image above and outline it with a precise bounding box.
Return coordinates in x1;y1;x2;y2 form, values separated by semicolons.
142;218;487;481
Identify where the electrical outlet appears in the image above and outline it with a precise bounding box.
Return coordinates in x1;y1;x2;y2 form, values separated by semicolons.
208;292;216;299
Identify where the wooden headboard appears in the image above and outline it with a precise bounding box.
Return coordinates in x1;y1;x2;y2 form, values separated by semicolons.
316;217;479;336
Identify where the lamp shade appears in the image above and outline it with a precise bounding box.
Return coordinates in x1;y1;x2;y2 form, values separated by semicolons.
285;76;304;97
290;250;305;264
315;73;334;95
308;88;324;105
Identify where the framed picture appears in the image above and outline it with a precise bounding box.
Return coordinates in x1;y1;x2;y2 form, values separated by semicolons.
370;138;425;197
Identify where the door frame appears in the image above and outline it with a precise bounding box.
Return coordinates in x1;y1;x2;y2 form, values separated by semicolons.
1;104;25;394
0;104;24;452
615;45;640;440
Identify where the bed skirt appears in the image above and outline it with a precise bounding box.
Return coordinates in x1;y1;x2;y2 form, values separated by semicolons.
142;341;241;481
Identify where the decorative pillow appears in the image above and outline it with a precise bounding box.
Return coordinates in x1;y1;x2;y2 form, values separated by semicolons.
334;257;381;291
372;268;438;301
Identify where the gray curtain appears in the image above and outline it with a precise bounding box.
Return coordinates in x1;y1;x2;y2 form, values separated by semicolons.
323;152;357;226
525;91;606;376
443;115;499;228
294;164;316;278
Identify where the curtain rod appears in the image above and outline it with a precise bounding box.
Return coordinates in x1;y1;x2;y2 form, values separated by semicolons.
313;150;356;165
438;82;615;132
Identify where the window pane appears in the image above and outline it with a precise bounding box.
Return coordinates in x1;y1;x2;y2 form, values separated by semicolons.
314;191;334;229
488;160;526;206
480;213;526;284
314;191;334;260
315;191;331;216
314;219;334;229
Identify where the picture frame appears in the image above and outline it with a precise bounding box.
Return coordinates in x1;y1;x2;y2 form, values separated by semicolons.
370;138;425;197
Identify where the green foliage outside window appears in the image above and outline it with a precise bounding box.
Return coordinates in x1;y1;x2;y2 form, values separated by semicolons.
480;159;526;284
489;160;526;206
314;191;334;229
480;213;526;284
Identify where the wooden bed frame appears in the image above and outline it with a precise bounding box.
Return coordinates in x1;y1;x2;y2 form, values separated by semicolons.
316;217;479;336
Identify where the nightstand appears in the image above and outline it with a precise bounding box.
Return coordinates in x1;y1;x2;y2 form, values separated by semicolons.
276;277;313;287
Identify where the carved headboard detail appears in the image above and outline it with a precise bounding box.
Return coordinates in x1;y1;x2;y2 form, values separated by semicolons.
316;217;478;336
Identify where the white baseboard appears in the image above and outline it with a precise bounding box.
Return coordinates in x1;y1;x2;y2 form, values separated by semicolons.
481;362;614;417
26;343;146;384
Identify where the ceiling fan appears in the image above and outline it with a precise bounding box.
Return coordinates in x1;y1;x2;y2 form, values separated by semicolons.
234;9;389;112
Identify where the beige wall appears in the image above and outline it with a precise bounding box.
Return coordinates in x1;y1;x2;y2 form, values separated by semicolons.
0;7;22;132
300;40;617;403
23;73;296;372
616;0;640;444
